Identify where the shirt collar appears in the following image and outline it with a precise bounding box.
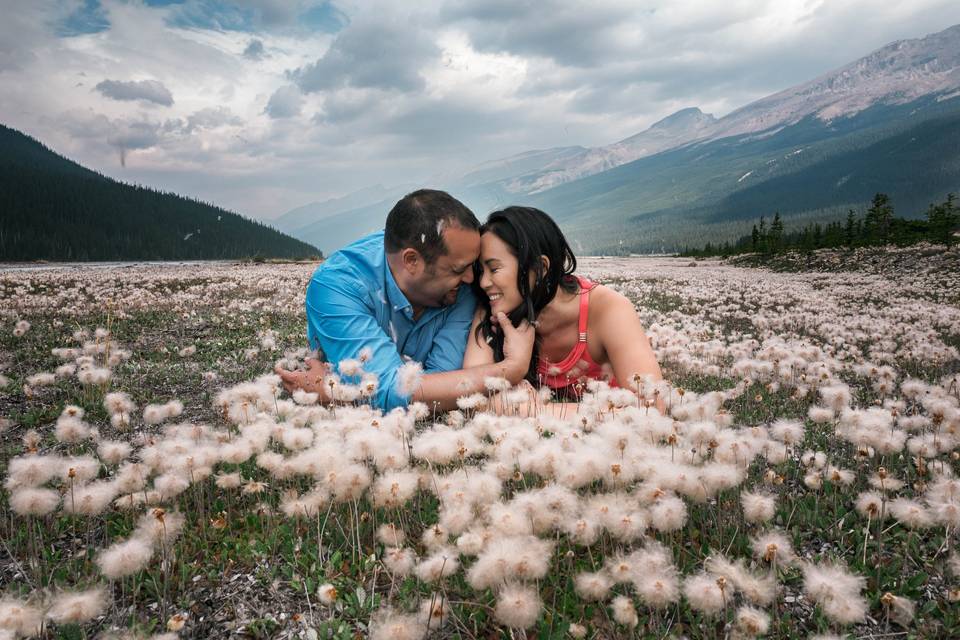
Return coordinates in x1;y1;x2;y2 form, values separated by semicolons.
383;256;414;319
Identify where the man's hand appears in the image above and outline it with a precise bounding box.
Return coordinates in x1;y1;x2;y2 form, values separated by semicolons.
496;312;535;383
274;358;331;399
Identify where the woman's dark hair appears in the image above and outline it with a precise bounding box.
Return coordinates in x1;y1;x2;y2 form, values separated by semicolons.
472;206;578;384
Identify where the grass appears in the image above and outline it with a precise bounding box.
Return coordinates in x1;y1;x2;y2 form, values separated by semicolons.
1;258;958;639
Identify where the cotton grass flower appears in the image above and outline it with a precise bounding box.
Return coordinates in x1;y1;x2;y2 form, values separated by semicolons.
803;561;867;625
383;547;416;576
573;571;612;601
46;587;108;624
97;440;132;465
735;605;770;637
317;584;338;605
10;487;61;516
0;598;43;637
414;547;460;583
682;573;726;615
742;491;777;524
888;498;934;529
396;361;424;396
610;595;638;628
64;482;117;516
97;536;154;578
751;530;796;566
370;610;426;640
649;494;688;532
494;583;542;629
5;455;60;489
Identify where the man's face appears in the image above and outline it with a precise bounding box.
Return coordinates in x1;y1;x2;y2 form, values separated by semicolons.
413;226;480;308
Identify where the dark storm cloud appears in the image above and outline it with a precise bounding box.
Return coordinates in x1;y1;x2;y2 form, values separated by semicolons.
95;79;174;106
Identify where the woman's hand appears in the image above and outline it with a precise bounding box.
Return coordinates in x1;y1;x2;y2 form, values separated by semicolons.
495;311;535;383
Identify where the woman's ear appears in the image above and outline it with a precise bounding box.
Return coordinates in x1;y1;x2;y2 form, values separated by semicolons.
540;255;550;274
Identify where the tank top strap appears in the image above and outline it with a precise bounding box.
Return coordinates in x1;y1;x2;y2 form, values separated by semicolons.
576;276;595;342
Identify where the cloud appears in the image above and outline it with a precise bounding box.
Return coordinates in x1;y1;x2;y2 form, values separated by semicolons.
441;0;644;68
183;106;245;132
243;38;266;60
264;85;304;118
291;14;438;92
95;79;175;106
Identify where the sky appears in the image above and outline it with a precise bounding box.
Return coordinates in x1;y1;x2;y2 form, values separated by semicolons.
2;0;960;221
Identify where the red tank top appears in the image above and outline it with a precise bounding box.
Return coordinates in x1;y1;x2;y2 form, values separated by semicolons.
537;276;618;396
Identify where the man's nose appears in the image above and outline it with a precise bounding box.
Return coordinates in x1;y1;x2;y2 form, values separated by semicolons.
461;267;475;285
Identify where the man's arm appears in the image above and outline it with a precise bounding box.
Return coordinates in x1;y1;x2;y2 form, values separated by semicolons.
278;273;534;412
300;272;415;411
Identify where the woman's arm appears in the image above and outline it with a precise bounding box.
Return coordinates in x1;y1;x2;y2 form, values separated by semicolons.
594;289;667;413
462;308;496;368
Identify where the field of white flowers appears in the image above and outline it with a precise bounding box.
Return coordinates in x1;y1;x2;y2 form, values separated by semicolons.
1;249;959;639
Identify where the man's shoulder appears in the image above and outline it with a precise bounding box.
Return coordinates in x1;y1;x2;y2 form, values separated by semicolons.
313;231;384;285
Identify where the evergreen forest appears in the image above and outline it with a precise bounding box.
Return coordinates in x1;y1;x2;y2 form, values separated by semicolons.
0;125;321;262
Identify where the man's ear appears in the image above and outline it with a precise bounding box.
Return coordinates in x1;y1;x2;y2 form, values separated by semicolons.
400;248;422;274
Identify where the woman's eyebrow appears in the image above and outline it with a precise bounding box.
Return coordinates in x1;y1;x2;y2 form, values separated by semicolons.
483;258;501;265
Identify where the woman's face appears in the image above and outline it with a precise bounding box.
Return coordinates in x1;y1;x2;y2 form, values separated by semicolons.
478;231;524;315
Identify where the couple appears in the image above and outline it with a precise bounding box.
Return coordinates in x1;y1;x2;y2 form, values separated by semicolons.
277;189;663;415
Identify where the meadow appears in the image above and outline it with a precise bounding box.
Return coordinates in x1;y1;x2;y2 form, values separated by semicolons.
1;249;959;639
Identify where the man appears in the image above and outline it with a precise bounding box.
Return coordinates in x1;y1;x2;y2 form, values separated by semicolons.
276;189;533;411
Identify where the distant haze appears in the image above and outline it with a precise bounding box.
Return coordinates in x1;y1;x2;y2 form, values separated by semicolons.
3;1;960;223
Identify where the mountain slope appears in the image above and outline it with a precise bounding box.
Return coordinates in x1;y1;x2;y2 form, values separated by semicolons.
272;183;414;236
0;125;320;261
525;94;960;252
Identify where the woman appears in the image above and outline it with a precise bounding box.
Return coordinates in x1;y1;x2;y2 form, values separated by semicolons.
463;206;664;409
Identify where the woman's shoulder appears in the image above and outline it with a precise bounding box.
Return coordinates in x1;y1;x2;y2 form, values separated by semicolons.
587;282;633;311
586;283;640;334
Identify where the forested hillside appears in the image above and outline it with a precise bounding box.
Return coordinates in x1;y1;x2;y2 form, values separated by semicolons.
0;125;320;261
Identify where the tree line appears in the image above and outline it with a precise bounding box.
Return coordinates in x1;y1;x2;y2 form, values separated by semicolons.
681;193;959;257
0;124;322;262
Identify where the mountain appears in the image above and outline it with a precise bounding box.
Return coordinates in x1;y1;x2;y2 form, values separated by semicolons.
281;23;960;254
0;125;320;261
493;107;718;195
272;183;412;235
525;94;960;252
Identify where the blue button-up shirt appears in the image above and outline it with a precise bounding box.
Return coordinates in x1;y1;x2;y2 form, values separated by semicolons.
305;231;476;411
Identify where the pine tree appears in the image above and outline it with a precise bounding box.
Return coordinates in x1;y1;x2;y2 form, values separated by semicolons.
844;209;857;247
768;212;784;253
864;193;894;245
928;192;959;246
